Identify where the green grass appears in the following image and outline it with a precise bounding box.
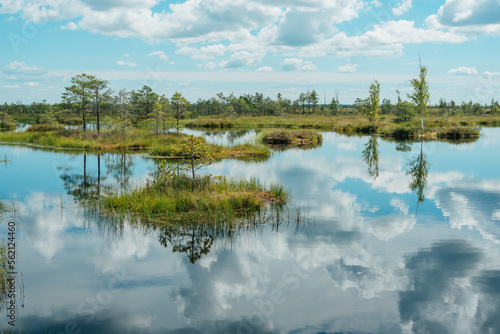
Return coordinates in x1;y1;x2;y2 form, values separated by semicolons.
181;114;494;138
0;122;16;131
378;125;480;139
260;129;323;145
0;126;271;158
185;118;235;128
102;175;289;225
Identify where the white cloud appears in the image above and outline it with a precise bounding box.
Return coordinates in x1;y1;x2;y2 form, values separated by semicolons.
337;64;358;73
25;82;40;87
298;20;467;58
484;71;500;77
0;85;20;89
61;21;78;30
432;0;500;36
148;50;168;61
392;0;412;16
0;0;25;14
176;44;227;61
448;66;478;75
281;58;318;71
219;51;262;68
3;61;47;76
205;61;217;69
117;60;137;67
256;66;273;72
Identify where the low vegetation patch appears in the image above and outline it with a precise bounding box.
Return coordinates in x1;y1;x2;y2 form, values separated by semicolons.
0;127;271;158
379;126;480;139
185;118;234;128
102;172;288;224
261;129;323;145
26;123;65;132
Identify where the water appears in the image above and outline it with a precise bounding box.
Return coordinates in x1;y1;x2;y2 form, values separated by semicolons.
1;128;500;333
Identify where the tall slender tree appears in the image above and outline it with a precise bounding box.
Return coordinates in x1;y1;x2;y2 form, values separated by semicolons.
131;85;159;118
88;75;110;133
363;80;381;127
408;58;430;130
63;74;93;132
171;92;189;133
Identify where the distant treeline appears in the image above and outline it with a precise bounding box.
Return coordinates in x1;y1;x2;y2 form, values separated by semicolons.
1;85;500;123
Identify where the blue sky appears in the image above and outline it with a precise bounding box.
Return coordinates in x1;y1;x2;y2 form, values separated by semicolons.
0;0;499;105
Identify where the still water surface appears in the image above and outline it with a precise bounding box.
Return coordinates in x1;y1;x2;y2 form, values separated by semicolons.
1;128;500;333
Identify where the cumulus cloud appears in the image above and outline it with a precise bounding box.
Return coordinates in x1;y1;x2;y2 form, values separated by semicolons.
438;0;500;26
117;60;137;67
393;0;412;16
148;50;168;61
256;66;273;72
298;20;467;58
337;64;358;73
281;58;318;71
219;51;262;68
448;66;478;75
176;44;226;61
431;0;500;36
3;61;46;76
61;21;78;30
25;82;40;87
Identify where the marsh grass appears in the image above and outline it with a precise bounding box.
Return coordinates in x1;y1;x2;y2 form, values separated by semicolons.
183;114;491;138
102;174;289;225
0;126;271;158
185;119;234;128
260;129;323;145
0;242;7;304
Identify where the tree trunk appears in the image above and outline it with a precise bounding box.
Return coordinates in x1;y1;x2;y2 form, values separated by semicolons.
176;107;180;133
421;106;424;130
96;92;100;133
83;108;86;132
97;154;101;197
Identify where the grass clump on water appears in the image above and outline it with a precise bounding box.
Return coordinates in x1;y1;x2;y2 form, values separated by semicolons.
261;129;323;145
0;125;271;158
102;170;289;224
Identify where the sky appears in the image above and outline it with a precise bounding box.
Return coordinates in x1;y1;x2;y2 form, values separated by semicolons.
0;0;499;105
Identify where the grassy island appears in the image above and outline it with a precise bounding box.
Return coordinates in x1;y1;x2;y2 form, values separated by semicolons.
102;172;288;225
0;124;270;158
261;129;323;145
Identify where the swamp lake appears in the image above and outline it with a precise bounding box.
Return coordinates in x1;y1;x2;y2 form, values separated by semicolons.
1;127;500;333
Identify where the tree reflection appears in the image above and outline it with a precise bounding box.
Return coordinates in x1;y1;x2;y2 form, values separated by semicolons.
59;153;110;202
395;140;412;152
105;154;134;192
159;224;215;264
83;203;309;264
407;141;429;204
362;136;379;179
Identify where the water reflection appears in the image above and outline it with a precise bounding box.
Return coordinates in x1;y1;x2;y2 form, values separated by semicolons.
407;141;430;205
58;153;111;201
362;136;379;179
1;130;500;333
105;154;135;193
399;240;484;333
